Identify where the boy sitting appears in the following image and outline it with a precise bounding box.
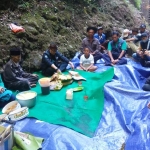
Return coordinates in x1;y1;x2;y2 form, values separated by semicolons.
77;47;97;72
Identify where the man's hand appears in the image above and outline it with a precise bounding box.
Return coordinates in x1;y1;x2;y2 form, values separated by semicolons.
111;59;115;64
144;50;150;56
137;50;144;57
113;59;119;64
57;69;61;74
69;62;74;70
111;59;119;65
0;87;5;94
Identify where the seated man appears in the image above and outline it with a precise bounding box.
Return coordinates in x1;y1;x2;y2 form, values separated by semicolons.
121;28;139;53
79;27;102;63
103;31;127;66
132;33;150;67
3;47;38;91
41;42;74;76
0;73;16;108
94;27;108;52
77;47;97;72
139;24;149;36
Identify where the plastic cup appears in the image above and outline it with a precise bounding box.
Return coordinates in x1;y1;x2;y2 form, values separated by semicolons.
39;78;50;95
41;86;50;95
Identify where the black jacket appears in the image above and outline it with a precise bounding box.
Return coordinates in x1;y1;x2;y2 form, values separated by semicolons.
140;40;150;50
41;50;69;71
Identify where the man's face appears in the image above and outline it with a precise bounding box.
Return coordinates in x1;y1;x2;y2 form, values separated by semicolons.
140;28;145;33
98;29;103;35
11;55;21;63
87;29;94;38
132;31;138;36
50;48;57;55
112;34;119;42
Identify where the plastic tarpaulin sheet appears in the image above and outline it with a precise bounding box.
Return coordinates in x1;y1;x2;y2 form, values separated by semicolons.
10;57;150;150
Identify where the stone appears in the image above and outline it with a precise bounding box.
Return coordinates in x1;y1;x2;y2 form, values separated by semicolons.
25;26;39;35
22;51;42;70
15;31;26;38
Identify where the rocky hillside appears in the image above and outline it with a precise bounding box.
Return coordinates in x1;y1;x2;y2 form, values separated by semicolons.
0;0;146;72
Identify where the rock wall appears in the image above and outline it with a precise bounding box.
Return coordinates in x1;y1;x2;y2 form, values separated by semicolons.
0;0;145;72
141;0;149;24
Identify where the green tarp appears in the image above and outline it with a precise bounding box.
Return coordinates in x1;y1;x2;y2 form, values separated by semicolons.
28;68;114;137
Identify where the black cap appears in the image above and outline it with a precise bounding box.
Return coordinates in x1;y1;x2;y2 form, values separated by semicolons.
87;27;97;33
141;33;148;38
140;24;146;29
98;26;103;30
10;47;21;56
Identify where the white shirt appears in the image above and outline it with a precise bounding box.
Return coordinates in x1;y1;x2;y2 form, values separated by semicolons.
80;54;94;68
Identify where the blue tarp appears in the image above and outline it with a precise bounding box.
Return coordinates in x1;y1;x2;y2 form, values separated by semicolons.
14;57;150;150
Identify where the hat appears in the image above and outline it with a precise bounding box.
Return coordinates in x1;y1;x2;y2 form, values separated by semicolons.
10;47;21;56
87;27;97;33
98;26;103;30
122;29;130;38
140;24;146;29
141;33;148;38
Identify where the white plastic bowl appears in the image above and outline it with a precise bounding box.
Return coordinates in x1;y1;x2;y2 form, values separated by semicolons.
2;101;21;114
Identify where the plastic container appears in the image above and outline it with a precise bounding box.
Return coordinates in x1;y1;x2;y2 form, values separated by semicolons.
16;91;37;108
39;78;50;95
0;125;13;150
66;89;73;100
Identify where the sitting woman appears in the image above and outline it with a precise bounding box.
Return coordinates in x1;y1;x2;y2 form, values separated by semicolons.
0;74;16;108
77;47;97;72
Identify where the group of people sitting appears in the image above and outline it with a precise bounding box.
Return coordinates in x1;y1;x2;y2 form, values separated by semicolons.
0;24;150;107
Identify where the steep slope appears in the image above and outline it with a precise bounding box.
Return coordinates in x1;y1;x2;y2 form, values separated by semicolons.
0;0;145;71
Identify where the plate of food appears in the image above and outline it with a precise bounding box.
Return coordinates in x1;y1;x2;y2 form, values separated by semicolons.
8;107;29;121
49;73;72;90
2;101;21;114
49;80;63;90
58;74;72;81
69;71;86;81
72;75;86;81
69;70;80;76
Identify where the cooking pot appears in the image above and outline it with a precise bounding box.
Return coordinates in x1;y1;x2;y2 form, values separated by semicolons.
16;91;37;108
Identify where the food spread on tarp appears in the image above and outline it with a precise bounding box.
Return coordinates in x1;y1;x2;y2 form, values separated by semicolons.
49;71;85;90
49;73;72;90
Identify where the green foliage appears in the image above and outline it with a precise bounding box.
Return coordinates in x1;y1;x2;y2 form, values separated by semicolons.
133;0;141;10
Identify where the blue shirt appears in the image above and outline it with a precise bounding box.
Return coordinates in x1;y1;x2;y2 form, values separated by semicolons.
94;33;106;44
